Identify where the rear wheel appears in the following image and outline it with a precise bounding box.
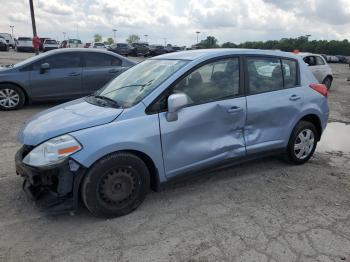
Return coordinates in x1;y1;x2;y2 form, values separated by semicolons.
0;84;25;110
323;76;332;90
286;121;318;165
82;152;150;218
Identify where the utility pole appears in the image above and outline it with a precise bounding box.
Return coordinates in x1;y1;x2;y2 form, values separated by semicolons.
113;29;117;43
196;31;200;44
144;34;148;43
29;0;39;54
10;25;14;37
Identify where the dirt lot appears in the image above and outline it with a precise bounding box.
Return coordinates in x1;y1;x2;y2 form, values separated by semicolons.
0;51;349;262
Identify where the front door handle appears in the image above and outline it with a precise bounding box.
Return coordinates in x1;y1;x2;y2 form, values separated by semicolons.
289;94;301;101
109;69;120;73
68;72;81;76
227;106;242;114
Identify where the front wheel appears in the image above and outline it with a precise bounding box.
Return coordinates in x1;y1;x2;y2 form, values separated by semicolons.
82;152;150;218
0;85;25;110
286;121;318;165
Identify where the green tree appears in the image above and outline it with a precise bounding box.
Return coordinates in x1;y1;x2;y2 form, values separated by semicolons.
107;37;114;45
94;34;102;42
198;36;219;48
221;42;237;48
126;34;140;44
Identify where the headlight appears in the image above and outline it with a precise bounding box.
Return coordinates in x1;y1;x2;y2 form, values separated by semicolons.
23;135;82;167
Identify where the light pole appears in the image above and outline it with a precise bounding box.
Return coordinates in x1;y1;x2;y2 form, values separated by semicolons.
10;25;14;37
113;29;117;43
62;32;66;40
196;31;200;44
163;38;167;46
144;34;148;43
29;0;39;55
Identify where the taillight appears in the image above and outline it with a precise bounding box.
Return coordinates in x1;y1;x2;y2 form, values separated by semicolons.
309;83;328;98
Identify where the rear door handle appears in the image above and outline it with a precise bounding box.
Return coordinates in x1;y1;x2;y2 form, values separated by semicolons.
289;94;301;101
227;106;242;114
68;72;80;76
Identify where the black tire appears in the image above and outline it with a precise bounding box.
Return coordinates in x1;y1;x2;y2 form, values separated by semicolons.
0;84;26;110
82;152;150;218
323;76;332;90
286;121;318;165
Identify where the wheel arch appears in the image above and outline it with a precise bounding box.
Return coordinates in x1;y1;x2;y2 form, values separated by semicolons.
298;114;322;141
0;81;30;104
78;149;161;193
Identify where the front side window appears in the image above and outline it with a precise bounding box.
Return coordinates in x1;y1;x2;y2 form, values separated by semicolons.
303;56;316;66
247;57;283;95
94;59;188;107
32;53;81;70
172;58;240;106
84;53;121;67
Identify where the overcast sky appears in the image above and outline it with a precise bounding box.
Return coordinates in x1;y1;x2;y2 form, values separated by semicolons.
1;0;350;46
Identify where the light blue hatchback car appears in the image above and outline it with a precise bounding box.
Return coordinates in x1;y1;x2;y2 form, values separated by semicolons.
15;49;329;218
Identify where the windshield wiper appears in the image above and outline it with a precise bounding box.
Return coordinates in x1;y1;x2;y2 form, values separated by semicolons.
100;80;154;96
87;94;120;108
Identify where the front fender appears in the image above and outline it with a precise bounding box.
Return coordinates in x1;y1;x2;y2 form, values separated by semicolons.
69;113;167;183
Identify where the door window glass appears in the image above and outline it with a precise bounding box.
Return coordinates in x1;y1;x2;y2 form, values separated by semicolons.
84;53;121;67
32;53;81;70
303;56;316;66
172;58;240;106
247;57;283;94
281;59;298;88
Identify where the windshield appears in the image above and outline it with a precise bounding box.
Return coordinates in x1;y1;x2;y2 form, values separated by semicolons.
94;59;188;107
94;43;104;46
117;43;128;47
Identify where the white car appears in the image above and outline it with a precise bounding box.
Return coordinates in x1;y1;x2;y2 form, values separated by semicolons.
42;39;59;52
16;37;34;52
0;33;15;48
299;53;333;89
91;42;107;49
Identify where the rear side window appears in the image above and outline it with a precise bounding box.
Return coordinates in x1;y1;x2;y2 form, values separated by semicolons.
315;56;325;65
281;59;298;89
247;57;283;95
84;53;121;67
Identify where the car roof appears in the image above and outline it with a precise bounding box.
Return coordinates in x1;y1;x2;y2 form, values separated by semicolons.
297;52;323;58
152;48;300;61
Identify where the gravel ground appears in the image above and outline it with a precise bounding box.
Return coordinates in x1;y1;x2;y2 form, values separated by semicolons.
0;51;349;262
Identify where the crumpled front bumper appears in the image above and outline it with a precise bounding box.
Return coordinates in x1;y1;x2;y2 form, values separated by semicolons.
15;145;86;214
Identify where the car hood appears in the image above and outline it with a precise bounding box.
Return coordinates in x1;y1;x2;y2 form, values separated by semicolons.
17;98;123;146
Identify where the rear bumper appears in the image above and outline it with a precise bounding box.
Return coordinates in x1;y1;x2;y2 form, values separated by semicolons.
15;146;86;214
17;46;34;52
43;47;58;51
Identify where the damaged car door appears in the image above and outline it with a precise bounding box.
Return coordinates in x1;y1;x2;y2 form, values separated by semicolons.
158;57;247;178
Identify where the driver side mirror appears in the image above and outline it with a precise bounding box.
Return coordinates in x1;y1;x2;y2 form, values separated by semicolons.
166;93;189;122
40;63;50;74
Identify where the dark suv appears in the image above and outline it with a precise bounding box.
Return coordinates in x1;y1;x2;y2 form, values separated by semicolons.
108;43;130;56
129;43;149;56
